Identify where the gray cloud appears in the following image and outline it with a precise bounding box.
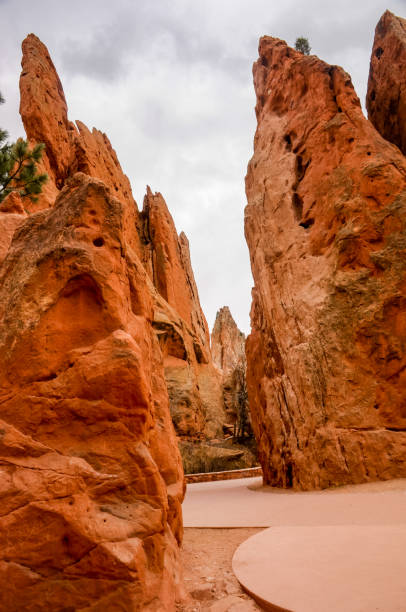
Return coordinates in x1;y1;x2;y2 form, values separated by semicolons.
2;0;405;333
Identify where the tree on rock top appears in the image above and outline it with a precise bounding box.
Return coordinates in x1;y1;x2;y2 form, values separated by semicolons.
0;92;47;204
295;37;311;55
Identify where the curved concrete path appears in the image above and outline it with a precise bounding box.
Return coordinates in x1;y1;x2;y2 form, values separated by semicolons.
183;477;406;611
233;525;406;612
183;476;406;527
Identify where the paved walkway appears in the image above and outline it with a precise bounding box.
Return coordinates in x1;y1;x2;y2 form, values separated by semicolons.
183;477;406;611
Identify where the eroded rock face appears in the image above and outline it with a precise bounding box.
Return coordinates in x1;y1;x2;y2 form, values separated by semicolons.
245;36;406;490
0;36;185;611
367;11;406;156
0;174;185;611
141;189;225;440
211;307;247;432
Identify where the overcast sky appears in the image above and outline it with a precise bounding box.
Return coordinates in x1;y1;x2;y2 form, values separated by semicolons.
2;0;405;334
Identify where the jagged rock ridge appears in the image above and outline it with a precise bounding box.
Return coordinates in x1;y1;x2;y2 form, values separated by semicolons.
245;31;406;490
18;34;226;444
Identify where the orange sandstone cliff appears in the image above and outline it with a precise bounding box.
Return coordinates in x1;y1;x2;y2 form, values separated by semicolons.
367;10;406;156
245;35;406;489
0;34;191;610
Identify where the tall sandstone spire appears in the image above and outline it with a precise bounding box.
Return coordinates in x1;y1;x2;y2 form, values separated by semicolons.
245;34;406;489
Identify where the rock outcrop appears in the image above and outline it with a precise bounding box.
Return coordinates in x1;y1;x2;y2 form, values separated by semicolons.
245;36;406;489
20;34;137;214
211;307;247;434
0;35;186;610
367;11;406;156
140;190;225;440
19;34;225;443
212;307;245;375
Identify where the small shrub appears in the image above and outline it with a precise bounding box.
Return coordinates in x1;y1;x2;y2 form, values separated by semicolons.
295;37;311;55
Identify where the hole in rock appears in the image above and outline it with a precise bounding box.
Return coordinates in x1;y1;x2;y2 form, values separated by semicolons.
93;237;104;247
261;56;268;67
284;134;292;151
299;218;315;229
370;90;376;101
375;47;384;59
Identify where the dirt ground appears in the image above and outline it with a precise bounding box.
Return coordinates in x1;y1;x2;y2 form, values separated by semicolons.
177;528;264;611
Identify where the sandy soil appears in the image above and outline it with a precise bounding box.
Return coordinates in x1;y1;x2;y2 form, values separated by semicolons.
177;528;264;611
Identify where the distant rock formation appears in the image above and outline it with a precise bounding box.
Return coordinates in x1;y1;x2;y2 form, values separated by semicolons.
211;307;247;435
141;190;225;440
367;10;406;155
0;33;189;611
245;33;406;489
212;307;245;375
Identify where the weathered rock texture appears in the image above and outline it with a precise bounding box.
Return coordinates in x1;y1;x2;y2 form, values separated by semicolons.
245;36;406;490
212;307;245;375
0;34;186;611
211;307;247;432
19;34;225;440
367;11;406;156
140;190;225;440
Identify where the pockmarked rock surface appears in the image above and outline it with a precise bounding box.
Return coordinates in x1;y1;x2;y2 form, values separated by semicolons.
245;35;406;489
0;35;186;611
367;10;406;156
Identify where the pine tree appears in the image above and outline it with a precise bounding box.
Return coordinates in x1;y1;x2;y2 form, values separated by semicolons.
295;37;311;55
0;93;47;204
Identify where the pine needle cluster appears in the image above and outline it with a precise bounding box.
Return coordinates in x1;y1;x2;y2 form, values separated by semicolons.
0;93;47;204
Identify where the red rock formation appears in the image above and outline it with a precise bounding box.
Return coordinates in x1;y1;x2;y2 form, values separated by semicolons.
367;11;406;155
140;190;226;440
0;36;186;610
211;307;247;433
245;36;406;490
212;306;245;375
141;188;210;351
20;34;136;213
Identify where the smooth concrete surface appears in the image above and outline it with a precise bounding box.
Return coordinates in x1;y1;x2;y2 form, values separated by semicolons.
232;525;406;612
184;478;406;611
183;476;406;527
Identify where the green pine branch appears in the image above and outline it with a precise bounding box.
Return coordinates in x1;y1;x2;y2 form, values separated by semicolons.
0;91;48;205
